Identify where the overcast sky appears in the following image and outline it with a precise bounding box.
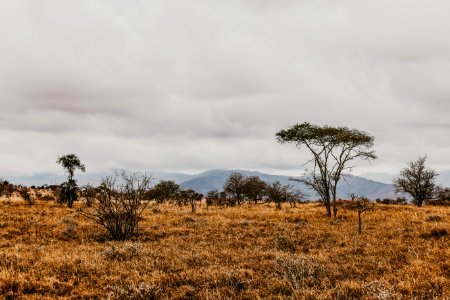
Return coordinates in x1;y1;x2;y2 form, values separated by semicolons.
1;0;449;180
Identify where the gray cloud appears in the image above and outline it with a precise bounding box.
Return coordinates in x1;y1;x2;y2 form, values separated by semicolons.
1;0;450;179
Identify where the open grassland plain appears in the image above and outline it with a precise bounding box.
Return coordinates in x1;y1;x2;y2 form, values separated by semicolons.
0;200;449;299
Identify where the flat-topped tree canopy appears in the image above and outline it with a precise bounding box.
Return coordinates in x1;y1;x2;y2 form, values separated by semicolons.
276;122;376;218
276;122;376;152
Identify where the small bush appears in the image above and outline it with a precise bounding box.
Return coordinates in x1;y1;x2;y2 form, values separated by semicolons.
275;235;296;253
60;218;78;240
420;228;448;239
426;215;443;222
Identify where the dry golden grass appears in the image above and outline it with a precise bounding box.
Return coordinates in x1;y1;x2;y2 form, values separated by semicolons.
0;199;449;299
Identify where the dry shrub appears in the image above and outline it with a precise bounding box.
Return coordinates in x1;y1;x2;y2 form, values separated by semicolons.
274;255;327;291
81;172;151;241
275;235;297;253
60;218;78;240
426;215;443;222
363;280;397;300
420;228;448;239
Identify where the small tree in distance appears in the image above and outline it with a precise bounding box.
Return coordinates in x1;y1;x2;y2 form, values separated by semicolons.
57;154;85;208
148;180;180;204
0;180;14;200
224;172;246;206
266;181;301;209
393;156;440;207
244;176;267;204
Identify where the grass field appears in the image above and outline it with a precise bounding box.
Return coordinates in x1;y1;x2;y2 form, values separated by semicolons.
0;199;449;299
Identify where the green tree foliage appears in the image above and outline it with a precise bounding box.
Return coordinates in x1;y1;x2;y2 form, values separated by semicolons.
276;122;376;218
0;180;14;199
56;154;85;208
266;181;301;209
206;190;220;208
223;172;247;206
243;176;267;204
393;156;440;207
19;187;33;205
177;189;203;213
148;180;180;204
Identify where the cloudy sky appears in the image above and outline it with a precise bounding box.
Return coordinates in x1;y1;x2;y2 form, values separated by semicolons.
1;0;449;181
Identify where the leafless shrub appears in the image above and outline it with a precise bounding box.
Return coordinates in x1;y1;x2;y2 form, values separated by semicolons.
81;172;151;241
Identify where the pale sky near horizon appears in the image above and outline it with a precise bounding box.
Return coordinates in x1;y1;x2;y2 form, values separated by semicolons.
1;0;449;180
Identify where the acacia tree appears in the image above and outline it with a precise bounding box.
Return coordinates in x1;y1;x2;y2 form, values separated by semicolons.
393;156;439;207
56;154;86;208
276;122;376;218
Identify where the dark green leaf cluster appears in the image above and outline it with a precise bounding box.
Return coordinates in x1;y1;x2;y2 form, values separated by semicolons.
276;122;375;150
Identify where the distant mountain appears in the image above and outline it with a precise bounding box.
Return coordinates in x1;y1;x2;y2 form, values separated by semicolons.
180;169;396;200
3;169;402;200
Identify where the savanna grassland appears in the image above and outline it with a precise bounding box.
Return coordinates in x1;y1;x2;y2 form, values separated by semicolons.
0;199;449;299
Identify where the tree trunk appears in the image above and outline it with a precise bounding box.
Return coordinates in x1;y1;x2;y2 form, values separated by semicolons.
358;210;362;234
324;200;332;217
191;200;196;213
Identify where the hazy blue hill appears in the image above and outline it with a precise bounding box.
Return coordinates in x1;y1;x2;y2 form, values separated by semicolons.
180;169;396;200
